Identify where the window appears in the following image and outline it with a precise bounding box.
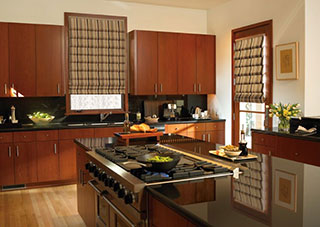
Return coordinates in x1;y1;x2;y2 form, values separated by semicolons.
64;13;128;114
232;20;273;147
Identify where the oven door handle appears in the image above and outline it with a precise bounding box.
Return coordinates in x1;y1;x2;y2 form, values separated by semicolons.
88;180;135;227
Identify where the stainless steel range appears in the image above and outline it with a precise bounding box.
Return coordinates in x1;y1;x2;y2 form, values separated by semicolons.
85;142;237;226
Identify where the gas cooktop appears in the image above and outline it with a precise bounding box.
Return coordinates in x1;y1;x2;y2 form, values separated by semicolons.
95;144;231;184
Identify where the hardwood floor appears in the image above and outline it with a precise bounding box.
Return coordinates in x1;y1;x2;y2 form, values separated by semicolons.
0;184;85;227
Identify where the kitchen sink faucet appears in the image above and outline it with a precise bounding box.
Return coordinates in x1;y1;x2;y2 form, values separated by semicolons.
100;112;112;122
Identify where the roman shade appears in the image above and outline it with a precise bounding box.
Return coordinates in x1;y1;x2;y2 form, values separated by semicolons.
68;16;126;94
234;35;265;103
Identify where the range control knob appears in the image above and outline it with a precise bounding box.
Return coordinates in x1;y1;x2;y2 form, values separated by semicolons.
113;182;120;192
118;188;126;198
94;168;100;177
85;162;91;170
124;193;134;204
99;172;107;182
89;164;96;173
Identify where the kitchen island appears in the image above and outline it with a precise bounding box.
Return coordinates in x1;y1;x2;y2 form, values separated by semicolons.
74;134;320;227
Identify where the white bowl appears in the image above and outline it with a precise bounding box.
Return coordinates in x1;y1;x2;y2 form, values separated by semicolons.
29;115;55;125
224;150;242;157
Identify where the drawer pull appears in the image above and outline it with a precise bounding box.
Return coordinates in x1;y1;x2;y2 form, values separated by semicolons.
208;133;211;143
4;84;7;95
54;143;57;154
295;152;299;156
46;134;49;137
23;135;27;138
202;134;206;141
16;146;19;157
8;146;12;157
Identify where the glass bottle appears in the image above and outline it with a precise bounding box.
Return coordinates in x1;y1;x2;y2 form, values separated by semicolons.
239;124;248;156
123;112;130;133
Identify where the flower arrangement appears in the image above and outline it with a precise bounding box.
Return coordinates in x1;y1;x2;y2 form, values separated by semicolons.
267;103;301;131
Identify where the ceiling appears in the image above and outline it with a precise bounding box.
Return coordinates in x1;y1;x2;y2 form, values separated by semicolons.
106;0;231;10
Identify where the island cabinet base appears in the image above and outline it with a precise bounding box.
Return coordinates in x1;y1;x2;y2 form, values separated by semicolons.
148;195;196;227
252;131;320;166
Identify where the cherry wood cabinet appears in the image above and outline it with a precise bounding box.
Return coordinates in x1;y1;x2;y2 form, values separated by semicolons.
0;23;9;97
36;25;64;96
165;124;189;137
252;131;320;167
196;35;215;94
94;127;123;138
14;142;37;184
0;143;15;185
177;34;197;94
129;30;158;95
148;195;196;227
9;23;36;97
130;30;216;95
37;141;59;182
158;32;178;94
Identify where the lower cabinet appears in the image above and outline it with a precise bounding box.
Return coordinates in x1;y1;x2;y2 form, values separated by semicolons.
109;206;132;227
165;121;225;144
0;143;15;185
148;195;195;227
59;139;77;180
37;141;59;182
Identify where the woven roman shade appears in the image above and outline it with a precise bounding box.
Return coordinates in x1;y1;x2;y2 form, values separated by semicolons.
234;35;265;103
68;16;126;94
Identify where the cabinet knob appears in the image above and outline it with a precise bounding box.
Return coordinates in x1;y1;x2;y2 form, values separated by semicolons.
0;136;2;139
295;152;299;156
46;134;49;137
23;135;27;138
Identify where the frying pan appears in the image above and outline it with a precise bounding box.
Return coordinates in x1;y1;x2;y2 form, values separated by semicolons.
135;153;181;172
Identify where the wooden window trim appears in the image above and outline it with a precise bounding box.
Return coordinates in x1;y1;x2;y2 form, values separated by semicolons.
232;20;273;144
64;12;128;115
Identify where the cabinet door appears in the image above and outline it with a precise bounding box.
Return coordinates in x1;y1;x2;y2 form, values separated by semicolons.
36;25;63;96
165;124;188;136
9;23;36;97
196;35;215;94
158;32;178;94
14;142;37;184
37;141;59;182
207;131;225;144
59;140;76;181
178;34;197;94
0;143;14;185
129;31;158;95
0;23;9;97
94;127;123;138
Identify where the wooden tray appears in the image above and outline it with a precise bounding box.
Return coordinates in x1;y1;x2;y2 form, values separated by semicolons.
114;132;163;145
209;150;257;162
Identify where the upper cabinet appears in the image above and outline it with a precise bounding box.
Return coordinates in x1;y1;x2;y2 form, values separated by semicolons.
36;25;64;96
130;30;216;95
9;23;36;97
0;23;9;97
0;22;64;97
129;30;158;95
158;32;178;94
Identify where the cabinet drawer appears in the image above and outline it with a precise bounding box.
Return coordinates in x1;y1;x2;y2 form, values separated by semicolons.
36;130;58;141
59;128;94;140
13;131;36;142
205;122;225;131
165;124;188;134
252;144;275;156
252;133;276;148
0;132;13;143
94;127;123;138
187;123;205;132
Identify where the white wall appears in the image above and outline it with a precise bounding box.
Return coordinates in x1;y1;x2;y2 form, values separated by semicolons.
305;0;320;116
207;0;305;144
0;0;207;33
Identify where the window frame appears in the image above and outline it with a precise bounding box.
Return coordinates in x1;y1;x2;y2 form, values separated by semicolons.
64;12;128;115
231;20;273;144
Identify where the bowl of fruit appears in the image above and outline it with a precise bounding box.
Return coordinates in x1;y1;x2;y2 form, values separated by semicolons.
220;145;242;157
28;112;55;125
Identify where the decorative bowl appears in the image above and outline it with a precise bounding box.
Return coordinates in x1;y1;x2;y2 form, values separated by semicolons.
224;150;242;157
144;116;159;124
28;115;55;125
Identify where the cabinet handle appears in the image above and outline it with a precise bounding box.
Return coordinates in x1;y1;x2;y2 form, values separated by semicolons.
160;84;163;92
202;134;206;141
16;146;19;157
8;146;11;157
4;84;7;95
198;84;201;92
154;83;158;93
57;84;60;94
193;84;196;93
295;152;299;156
54;143;57;154
208;133;211;143
268;151;271;156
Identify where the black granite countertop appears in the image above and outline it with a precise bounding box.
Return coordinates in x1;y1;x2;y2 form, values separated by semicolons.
0;118;225;132
252;128;320;142
74;134;320;227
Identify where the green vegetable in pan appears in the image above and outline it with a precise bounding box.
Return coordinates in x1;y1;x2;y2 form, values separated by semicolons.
147;155;173;163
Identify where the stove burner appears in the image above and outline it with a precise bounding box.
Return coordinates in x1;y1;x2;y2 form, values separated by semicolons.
95;148;128;162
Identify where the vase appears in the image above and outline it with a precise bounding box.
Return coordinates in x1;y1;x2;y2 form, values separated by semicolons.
278;117;290;132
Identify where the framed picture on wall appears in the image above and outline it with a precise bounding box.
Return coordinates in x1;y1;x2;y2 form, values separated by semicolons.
274;169;297;212
275;42;299;80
